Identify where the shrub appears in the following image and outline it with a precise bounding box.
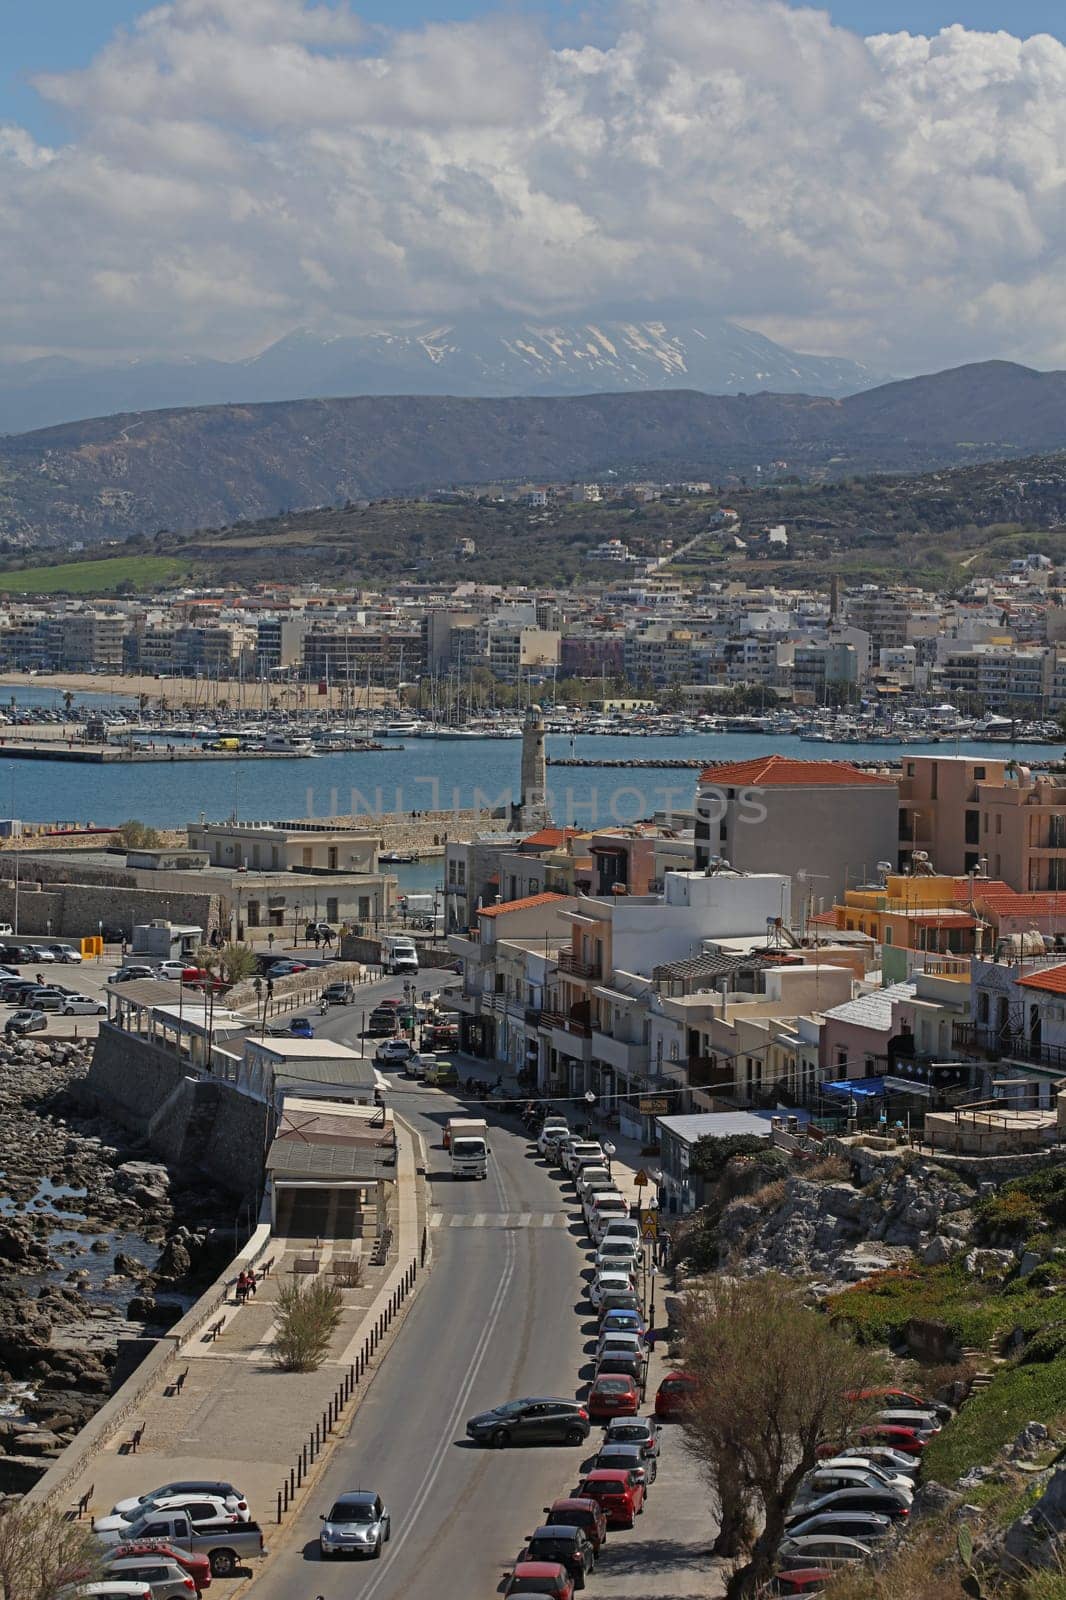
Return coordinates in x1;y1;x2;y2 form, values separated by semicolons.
976;1188;1044;1241
271;1278;344;1371
749;1178;788;1211
0;1500;104;1599
804;1154;850;1183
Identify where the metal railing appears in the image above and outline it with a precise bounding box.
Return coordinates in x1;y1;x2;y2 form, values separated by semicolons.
558;950;602;980
953;1020;1066;1072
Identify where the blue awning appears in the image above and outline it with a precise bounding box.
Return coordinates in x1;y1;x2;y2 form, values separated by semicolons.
821;1077;886;1099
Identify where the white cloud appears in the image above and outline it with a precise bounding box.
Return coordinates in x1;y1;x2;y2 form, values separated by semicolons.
1;0;1065;370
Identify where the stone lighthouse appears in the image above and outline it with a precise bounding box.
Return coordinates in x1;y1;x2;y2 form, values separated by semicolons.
512;703;551;830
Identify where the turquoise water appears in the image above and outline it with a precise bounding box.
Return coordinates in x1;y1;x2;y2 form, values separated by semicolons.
2;728;1061;827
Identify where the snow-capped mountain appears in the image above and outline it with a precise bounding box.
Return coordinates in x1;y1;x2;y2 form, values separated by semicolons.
0;309;881;435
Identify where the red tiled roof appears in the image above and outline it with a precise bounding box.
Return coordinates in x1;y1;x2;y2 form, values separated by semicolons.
1017;964;1066;994
479;892;566;918
698;755;895;787
808;908;839;925
954;879;1012;900
521;827;584;849
976;891;1066;918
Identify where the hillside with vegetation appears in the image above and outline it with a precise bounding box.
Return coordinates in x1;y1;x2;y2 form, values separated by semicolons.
0;360;1064;551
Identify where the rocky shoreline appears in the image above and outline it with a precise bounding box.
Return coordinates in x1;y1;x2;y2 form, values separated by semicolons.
0;1039;234;1491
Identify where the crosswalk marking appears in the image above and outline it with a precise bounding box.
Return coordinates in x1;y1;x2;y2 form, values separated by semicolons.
428;1211;570;1230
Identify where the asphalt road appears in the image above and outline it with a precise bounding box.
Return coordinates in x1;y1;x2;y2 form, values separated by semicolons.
250;987;593;1600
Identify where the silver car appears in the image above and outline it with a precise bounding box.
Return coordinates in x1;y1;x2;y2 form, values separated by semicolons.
319;1490;390;1559
103;1557;194;1600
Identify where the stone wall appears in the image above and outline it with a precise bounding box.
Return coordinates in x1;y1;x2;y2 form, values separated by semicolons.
0;881;219;939
86;1026;270;1201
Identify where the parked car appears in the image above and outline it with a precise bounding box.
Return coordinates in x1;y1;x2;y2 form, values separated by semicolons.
422;1058;459;1088
596;1331;645;1364
110;1484;248;1522
781;1510;893;1544
574;1469;645;1528
465;1398;590;1448
833;1445;920;1478
23;987;67;1011
261;959;308;978
518;1525;595;1589
856;1427;927;1462
603;1416;660;1464
95;1496;241;1539
586;1375;640;1421
318;1490;390;1559
561;1141;603;1177
587;1272;636;1311
654;1372;699;1421
541;1498;607;1558
576;1165;612;1200
376;1038;416;1064
504;1561;574;1598
587;1196;631;1242
598;1309;647;1341
595;1351;644;1387
108;1541;211;1592
79;1584;151;1600
44;943;82;963
776;1535;877;1568
786;1488;909;1526
403;1053;436;1079
596;1289;643;1323
594;1240;641;1277
593;1440;655;1489
102;1555;198;1599
768;1568;835;1594
848;1387;951;1423
793;1464;914;1505
5;1009;46;1035
537;1120;570;1157
875;1408;942;1435
598;1218;642;1249
108;965;158;984
61;994;107;1015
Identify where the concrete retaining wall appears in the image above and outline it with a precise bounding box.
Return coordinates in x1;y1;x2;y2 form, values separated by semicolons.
86;1027;270;1200
0;879;218;939
25;1224;274;1512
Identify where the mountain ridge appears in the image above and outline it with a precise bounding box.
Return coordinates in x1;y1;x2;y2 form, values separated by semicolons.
0;360;1062;550
0;311;881;436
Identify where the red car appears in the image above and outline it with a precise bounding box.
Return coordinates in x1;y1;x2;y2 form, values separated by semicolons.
770;1570;832;1595
109;1541;211;1592
654;1371;699;1420
575;1469;645;1528
855;1424;927;1457
542;1497;608;1557
505;1561;575;1598
588;1374;639;1420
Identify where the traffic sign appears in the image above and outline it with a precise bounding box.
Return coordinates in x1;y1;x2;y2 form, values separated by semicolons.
634;1168;649;1187
641;1210;659;1241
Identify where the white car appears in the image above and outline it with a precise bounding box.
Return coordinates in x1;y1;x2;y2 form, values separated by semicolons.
792;1465;915;1508
155;960;193;980
588;1195;631;1241
46;943;82;963
61;995;107;1016
561;1140;603;1176
576;1164;612;1198
600;1218;642;1248
594;1240;641;1277
596;1330;645;1363
93;1492;239;1537
27;947;56;962
537;1120;569;1157
587;1271;636;1310
376;1038;416;1064
836;1445;920;1478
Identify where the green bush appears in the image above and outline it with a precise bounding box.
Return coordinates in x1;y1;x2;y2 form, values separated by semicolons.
827;1265;1066;1352
1020;1322;1066;1366
270;1279;344;1372
976;1188;1044;1241
923;1356;1066;1482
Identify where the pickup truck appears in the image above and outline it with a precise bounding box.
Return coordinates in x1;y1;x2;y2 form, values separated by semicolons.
97;1512;267;1577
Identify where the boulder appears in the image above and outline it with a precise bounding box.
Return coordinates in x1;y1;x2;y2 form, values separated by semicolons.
1010;1421;1051;1460
1002;1465;1066;1572
921;1235;961;1266
156;1237;192;1280
910;1480;963;1522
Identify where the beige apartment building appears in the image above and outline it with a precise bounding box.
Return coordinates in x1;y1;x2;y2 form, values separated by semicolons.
899;755;1066;890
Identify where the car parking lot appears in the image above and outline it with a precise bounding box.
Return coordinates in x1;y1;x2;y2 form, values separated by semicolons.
0;937;121;1040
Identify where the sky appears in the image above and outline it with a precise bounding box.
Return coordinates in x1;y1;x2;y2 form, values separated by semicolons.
2;0;1065;376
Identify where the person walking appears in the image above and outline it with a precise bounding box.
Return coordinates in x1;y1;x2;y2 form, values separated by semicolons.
246;1268;257;1298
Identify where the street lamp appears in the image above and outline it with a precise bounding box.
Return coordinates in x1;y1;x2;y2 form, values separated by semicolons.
603;1139;616;1180
649;1264;659;1333
584;1088;596;1138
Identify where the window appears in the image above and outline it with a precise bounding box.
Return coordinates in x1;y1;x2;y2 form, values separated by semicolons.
973;765;986;780
978;989;990;1024
996;813;1002;835
930;763;938;799
965;810;979;844
836;1048;847;1068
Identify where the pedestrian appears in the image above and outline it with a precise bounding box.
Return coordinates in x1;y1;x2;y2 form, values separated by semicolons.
267;932;275;952
246;1268;257;1298
324;927;333;948
35;972;43;987
235;1271;248;1306
645;1325;657;1352
313;929;321;950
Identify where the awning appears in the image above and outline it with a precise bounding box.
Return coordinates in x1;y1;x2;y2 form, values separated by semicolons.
821;1077;886;1099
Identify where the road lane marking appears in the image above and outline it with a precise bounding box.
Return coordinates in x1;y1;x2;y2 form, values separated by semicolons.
356;1144;518;1600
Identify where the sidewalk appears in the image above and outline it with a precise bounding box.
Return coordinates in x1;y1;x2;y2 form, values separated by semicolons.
47;1118;428;1531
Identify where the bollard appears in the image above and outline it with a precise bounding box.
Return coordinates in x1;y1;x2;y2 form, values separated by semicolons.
297;1455;303;1487
282;1480;289;1512
302;1443;308;1475
289;1466;295;1498
277;1491;282;1525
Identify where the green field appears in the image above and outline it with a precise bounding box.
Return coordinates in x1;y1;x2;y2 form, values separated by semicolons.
0;555;188;595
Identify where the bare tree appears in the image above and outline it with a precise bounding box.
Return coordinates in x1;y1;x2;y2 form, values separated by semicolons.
0;1500;103;1600
679;1275;885;1599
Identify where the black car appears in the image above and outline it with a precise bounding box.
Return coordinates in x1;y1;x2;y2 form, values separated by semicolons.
466;1398;590;1449
520;1525;595;1589
594;1352;644;1385
593;1440;655;1487
596;1291;642;1324
0;978;36;1003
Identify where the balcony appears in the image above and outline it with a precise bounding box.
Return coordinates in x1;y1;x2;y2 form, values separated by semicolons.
558;950;602;980
688;1054;734;1091
953;1020;1066;1074
592;1031;650;1075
